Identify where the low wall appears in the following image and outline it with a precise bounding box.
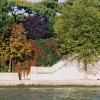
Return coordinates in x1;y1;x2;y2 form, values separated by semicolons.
0;73;19;81
30;60;83;80
0;59;99;81
30;59;100;81
30;67;82;81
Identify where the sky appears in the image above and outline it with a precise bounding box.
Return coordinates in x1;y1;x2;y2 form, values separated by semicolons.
31;0;65;3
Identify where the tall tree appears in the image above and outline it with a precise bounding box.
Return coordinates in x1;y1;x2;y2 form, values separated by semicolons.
54;0;100;77
0;0;11;39
9;23;27;71
0;0;13;71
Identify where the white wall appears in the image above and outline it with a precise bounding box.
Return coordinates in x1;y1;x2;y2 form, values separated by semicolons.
30;59;83;81
30;59;100;81
0;73;19;81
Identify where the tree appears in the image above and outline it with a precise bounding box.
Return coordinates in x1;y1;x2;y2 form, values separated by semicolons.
54;0;100;76
0;0;60;71
24;16;52;40
0;0;13;71
35;38;60;66
9;23;41;71
9;23;27;71
0;0;12;40
0;39;9;72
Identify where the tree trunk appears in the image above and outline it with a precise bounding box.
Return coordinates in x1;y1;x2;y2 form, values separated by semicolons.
13;14;17;22
8;56;12;72
83;60;88;79
12;13;17;22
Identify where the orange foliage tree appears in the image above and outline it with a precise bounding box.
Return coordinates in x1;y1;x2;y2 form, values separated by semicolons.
9;23;27;71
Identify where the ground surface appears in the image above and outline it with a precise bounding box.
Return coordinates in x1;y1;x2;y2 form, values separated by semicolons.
0;80;100;86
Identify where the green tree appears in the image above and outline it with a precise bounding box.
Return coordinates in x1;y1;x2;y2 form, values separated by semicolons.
54;0;100;76
0;0;12;39
0;0;13;71
0;40;10;72
11;1;59;35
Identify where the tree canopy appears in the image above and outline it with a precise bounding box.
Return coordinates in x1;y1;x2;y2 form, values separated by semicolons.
0;0;60;72
54;0;100;66
0;0;99;72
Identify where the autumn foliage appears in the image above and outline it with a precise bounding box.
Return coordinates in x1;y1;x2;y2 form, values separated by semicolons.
10;23;27;59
